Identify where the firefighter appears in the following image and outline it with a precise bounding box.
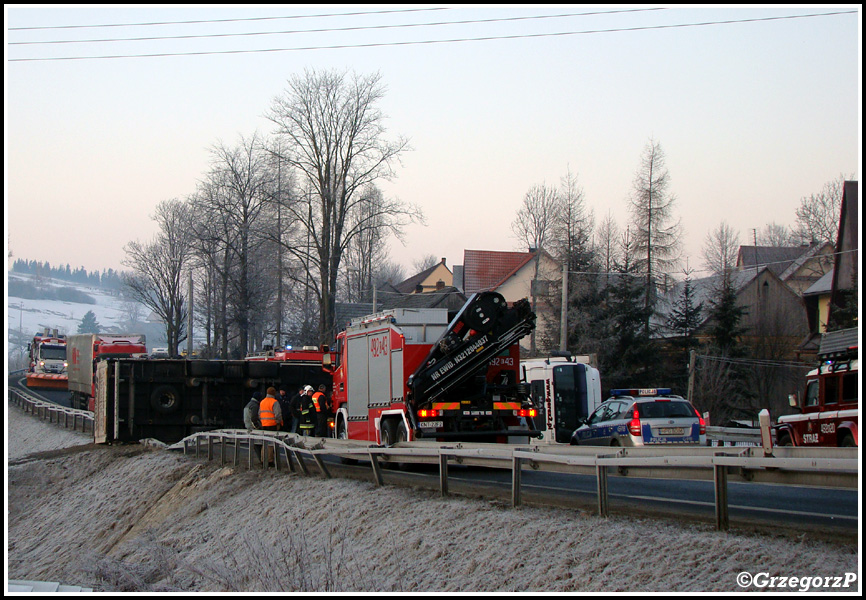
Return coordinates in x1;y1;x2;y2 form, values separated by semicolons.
258;387;283;465
299;385;317;436
278;387;293;433
313;384;331;437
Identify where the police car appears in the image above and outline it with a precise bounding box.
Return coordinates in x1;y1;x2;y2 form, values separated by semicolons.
570;388;706;447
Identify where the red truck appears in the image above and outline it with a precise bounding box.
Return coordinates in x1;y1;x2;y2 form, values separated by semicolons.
775;328;858;447
323;291;540;445
68;333;147;411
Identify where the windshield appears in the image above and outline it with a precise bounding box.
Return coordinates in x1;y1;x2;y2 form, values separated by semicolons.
40;346;67;360
636;401;695;419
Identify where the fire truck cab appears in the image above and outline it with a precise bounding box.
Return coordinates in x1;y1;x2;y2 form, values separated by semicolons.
775;328;858;447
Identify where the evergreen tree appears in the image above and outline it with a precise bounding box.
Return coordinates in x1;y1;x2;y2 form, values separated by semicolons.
600;264;656;389
77;310;102;334
666;271;704;392
667;272;704;350
706;277;747;356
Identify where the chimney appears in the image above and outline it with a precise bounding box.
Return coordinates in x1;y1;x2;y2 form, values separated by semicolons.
441;257;447;265
436;280;445;290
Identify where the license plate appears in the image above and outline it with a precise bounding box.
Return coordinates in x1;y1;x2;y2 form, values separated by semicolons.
419;421;443;429
659;427;684;436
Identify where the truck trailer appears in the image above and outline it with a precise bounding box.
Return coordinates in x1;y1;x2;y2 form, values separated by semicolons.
67;333;148;411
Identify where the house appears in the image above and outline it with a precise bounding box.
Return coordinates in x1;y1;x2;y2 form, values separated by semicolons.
654;266;809;349
458;249;562;353
799;180;859;357
392;258;453;295
736;242;834;296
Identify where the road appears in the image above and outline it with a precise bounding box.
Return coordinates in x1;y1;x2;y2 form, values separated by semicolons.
12;374;859;542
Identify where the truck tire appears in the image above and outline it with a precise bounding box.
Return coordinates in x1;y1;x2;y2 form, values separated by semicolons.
840;433;856;447
777;433;793;446
150;384;181;414
337;419;358;465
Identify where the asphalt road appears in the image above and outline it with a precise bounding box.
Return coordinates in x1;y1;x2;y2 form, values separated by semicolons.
13;375;860;542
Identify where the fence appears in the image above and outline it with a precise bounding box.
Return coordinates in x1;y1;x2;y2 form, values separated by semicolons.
174;428;858;532
9;387;94;434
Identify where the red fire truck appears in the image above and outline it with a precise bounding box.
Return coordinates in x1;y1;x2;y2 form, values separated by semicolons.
775;328;858;447
26;328;68;389
324;292;540;445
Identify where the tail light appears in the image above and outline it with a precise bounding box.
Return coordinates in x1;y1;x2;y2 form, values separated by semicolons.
418;409;439;418
517;408;537;418
628;409;642;436
694;407;706;435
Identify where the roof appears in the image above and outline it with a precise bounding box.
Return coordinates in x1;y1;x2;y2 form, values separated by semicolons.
393;259;450;294
736;245;815;277
803;268;834;296
462;249;537;294
818;328;858;359
382;287;467;311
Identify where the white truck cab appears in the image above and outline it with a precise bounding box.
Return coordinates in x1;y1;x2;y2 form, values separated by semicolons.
521;352;603;444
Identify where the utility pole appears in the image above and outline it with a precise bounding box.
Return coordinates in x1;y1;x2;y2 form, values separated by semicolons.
187;271;194;357
560;261;568;352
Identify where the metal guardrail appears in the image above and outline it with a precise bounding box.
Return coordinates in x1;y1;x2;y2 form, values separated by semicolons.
174;428;858;532
9;387;94;434
7;388;855;533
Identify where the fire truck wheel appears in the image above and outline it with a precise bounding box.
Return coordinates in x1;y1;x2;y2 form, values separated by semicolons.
150;385;181;414
840;433;856;447
777;433;793;446
337;420;358;465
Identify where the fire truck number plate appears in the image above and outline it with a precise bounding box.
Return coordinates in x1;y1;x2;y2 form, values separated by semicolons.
419;421;443;429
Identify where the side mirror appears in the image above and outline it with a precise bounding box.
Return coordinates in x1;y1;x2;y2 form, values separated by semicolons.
788;393;798;408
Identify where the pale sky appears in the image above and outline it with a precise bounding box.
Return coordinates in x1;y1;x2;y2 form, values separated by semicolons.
5;5;862;279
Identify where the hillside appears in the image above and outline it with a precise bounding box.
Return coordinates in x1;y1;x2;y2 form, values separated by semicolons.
7;271;166;360
6;403;859;593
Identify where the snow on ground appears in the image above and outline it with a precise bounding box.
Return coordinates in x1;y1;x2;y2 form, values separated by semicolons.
6;403;859;593
7;272;142;339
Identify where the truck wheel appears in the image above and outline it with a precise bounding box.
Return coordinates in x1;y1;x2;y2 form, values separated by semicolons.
150;384;181;414
840;433;856;447
777;433;793;446
337;419;358;465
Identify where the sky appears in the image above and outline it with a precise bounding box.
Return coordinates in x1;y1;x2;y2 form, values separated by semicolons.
5;5;862;280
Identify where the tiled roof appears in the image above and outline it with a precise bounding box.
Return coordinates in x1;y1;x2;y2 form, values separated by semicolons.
462;249;536;294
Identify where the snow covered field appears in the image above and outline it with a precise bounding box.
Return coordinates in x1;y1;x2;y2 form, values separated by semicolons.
6;403;860;593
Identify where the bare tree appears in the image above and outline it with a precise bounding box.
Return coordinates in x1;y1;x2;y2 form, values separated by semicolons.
628;138;682;318
512;182;561;354
795;173;853;246
551;167;594;268
595;211;620;285
122;199;194;354
701;221;740;280
266;68;419;343
757;222;796;247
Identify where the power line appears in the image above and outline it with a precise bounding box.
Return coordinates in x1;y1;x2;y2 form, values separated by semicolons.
7;7;455;31
9;8;670;46
9;10;857;63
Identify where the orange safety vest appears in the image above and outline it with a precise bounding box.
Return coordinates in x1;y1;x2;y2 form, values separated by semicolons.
259;395;279;428
312;391;324;412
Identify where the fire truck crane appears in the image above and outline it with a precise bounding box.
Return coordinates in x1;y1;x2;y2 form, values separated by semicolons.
326;291;540;445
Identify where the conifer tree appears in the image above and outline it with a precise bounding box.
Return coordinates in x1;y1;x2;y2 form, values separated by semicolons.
77;310;101;334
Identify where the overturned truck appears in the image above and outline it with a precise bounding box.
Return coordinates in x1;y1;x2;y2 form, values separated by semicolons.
92;357;329;444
